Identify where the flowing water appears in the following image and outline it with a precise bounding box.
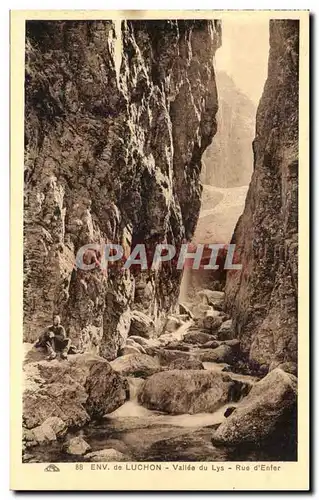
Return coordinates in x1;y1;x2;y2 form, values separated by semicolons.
24;323;296;463
26;386;294;463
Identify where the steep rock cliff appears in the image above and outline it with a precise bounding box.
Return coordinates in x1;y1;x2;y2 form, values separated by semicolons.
201;71;256;188
224;20;299;368
24;20;221;359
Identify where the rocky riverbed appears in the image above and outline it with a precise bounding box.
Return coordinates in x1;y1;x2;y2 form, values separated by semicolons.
23;289;297;463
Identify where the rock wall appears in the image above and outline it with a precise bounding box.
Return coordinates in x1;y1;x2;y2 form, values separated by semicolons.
225;20;299;368
201;71;256;188
24;20;221;359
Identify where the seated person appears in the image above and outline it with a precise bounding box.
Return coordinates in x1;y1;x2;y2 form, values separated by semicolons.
35;315;71;360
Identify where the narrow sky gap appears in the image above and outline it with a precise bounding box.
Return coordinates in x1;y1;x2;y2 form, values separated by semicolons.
215;19;269;106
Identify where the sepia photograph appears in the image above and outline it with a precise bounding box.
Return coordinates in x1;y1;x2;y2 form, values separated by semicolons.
9;9;309;491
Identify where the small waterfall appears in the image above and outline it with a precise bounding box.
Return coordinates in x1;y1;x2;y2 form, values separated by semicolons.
108;377;155;418
171;320;193;341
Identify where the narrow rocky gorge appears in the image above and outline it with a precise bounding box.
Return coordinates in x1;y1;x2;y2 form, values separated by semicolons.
24;19;221;358
23;19;298;463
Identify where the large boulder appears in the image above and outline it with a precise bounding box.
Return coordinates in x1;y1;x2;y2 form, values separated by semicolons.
45;416;68;437
199;345;234;364
66;437;91;455
202;313;223;332
269;361;298;377
153;348;194;366
128;311;155;339
198;290;225;309
165;315;183;333
26;416;68;448
23;353;128;431
123;338;147;354
217;319;234;340
158;332;186;346
183;331;212;345
168;358;204;370
202;340;220;349
128;336;161;356
212;369;297;446
138;370;244;414
110;353;161;378
121;345;142;356
179;303;194;319
23;416;68;448
165;341;190;352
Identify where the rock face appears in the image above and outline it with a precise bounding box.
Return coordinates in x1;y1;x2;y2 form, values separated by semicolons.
138;370;244;414
212;369;297;446
225;20;299;367
23;353;128;431
24;20;221;360
201;71;256;188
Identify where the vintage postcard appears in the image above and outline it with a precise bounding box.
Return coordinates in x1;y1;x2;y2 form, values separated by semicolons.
10;9;309;491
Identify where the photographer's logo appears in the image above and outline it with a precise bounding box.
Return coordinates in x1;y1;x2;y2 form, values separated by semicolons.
44;464;60;472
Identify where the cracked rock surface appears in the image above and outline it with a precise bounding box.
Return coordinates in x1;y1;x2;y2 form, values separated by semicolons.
24;20;221;360
225;20;299;367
